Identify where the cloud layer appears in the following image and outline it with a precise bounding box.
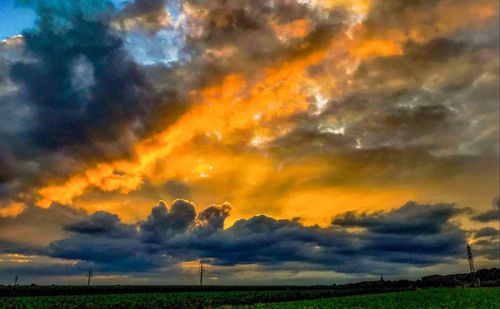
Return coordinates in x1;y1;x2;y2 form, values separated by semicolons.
37;200;468;275
0;0;498;283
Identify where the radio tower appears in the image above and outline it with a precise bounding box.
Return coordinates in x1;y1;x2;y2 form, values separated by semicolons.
466;243;475;274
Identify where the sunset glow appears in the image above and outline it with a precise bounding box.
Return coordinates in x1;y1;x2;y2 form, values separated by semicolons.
0;0;498;285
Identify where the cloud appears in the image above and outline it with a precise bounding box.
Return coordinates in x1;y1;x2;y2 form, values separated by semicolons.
0;239;45;256
473;210;499;223
9;5;153;157
40;200;468;275
140;199;196;242
472;198;499;223
64;211;136;238
196;202;231;234
472;233;500;261
118;0;171;32
181;0;346;76
474;227;498;239
332;201;462;234
0;0;192;207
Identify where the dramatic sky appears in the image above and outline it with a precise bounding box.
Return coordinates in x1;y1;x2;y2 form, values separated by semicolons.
0;0;498;285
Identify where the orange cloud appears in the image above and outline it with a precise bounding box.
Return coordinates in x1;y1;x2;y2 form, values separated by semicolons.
272;19;310;40
0;202;26;218
35;0;498;226
352;38;403;58
37;33;335;209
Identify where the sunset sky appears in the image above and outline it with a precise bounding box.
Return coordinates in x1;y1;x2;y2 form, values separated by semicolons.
0;0;498;285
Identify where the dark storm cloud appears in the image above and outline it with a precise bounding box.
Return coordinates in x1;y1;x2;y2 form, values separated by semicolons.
140;199;196;243
196;203;231;234
64;211;136;238
0;37;37;199
332;201;462;234
43;200;468;274
472;198;499;223
0;0;193;206
49;235;162;272
10;2;154;156
46;200;197;272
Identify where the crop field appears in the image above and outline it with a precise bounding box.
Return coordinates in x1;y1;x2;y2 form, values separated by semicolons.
237;288;500;308
0;287;498;308
0;289;341;309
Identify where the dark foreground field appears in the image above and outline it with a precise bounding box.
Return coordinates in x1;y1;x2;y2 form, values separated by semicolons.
236;288;500;308
0;287;498;308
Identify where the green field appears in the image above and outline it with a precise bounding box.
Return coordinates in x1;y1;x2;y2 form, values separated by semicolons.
0;287;498;308
0;289;338;309
237;288;500;308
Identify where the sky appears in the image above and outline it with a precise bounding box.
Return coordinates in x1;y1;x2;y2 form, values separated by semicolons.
0;0;498;285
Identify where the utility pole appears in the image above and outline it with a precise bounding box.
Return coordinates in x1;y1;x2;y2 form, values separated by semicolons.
466;243;475;274
199;261;205;287
87;270;93;286
14;275;19;286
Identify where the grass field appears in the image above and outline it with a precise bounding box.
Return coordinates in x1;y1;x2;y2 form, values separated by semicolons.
236;288;500;308
0;287;498;308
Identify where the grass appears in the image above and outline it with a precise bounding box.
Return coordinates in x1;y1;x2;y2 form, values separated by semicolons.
234;288;500;308
0;287;497;308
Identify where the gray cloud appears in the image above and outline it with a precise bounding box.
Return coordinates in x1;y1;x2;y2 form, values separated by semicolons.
64;211;137;238
0;0;192;206
474;227;498;239
472;198;499;223
140;199;196;243
332;201;462;234
38;200;468;275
